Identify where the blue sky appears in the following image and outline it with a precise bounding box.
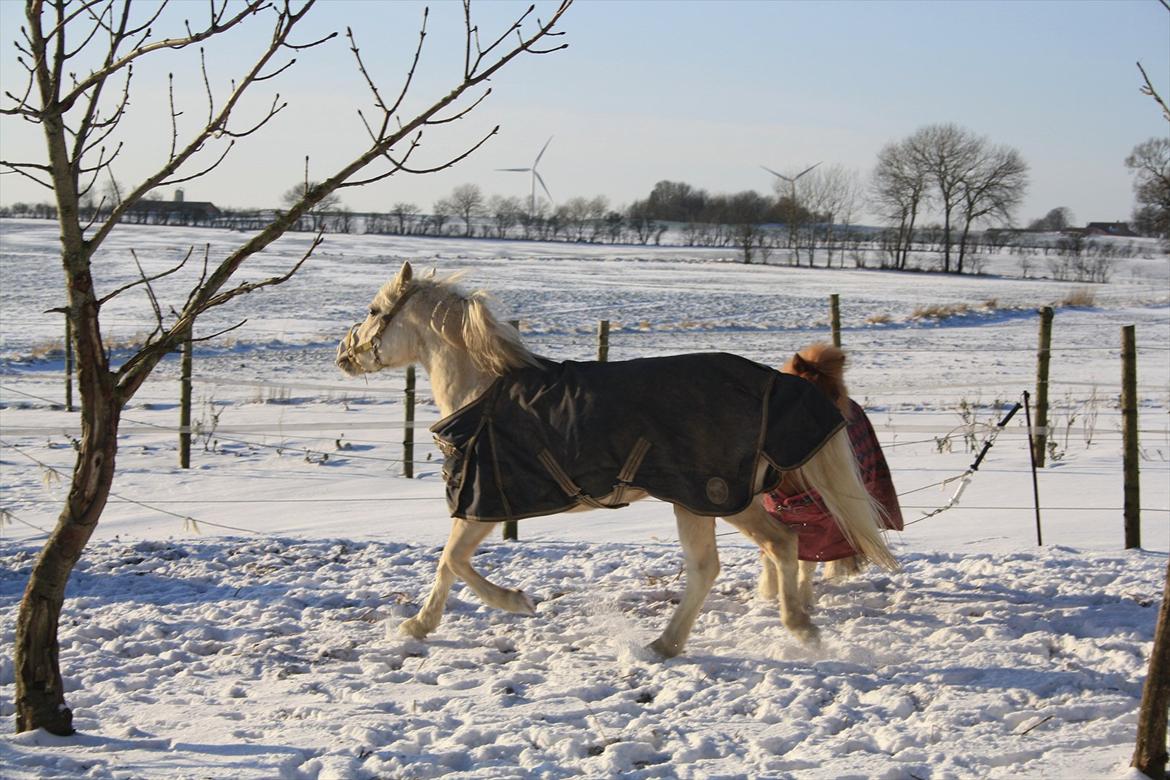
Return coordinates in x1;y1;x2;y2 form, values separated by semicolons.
1;0;1167;225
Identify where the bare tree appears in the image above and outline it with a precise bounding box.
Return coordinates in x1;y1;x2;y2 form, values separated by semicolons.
870;139;931;270
431;197;455;235
0;0;571;736
389;201;421;235
907;123;982;272
448;182;485;236
955;144;1029;272
1125;137;1170;237
487;193;523;238
796;164;860;268
1028;207;1075;231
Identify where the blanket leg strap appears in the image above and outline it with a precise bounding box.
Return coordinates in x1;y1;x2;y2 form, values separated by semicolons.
537;449;612;510
612;437;652;506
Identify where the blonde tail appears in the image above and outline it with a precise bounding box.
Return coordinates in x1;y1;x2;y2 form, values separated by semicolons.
794;428;899;571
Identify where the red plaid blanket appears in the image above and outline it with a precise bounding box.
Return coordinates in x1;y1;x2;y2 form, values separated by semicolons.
764;399;902;561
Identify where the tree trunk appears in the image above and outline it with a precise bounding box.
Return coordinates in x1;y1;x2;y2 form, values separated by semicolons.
957;219;973;274
15;295;119;734
903;205;920;270
942;207;953;272
1133;554;1170;779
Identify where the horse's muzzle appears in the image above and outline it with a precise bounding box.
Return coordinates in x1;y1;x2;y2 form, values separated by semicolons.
336;325;362;375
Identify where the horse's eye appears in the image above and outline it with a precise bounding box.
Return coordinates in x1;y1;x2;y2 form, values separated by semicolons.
368;307;378;318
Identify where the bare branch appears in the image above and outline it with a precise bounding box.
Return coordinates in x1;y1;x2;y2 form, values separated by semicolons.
0;162;54;189
470;1;533;72
1137;61;1170;123
182;244;213;314
196;232;322;312
97;246;193;307
220;94;286;137
158;140;236;185
347;27;390;115
191;319;248;343
56;1;271;114
282;30;337;50
343;124;500;187
200;47;214;126
168;73;179;161
89;2;318;251
253;59;296;82
385;7;428;119
127;249;166;338
426;87;491;125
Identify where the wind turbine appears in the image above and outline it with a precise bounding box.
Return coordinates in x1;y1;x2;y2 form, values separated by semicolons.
761;161;822;202
498;136;554;217
762;162;821;252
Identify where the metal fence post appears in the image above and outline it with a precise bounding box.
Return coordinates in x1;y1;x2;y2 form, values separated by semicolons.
1122;325;1140;549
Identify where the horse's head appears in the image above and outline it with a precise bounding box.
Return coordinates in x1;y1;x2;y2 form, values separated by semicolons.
336;261;420;376
336;260;539;379
781;342;851;417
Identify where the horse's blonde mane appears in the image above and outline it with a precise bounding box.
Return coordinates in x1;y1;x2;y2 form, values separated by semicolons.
379;271;538;376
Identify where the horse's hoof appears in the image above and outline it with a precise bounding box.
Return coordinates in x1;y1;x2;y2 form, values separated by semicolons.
791;624;821;647
506;590;537;615
647;638;680;659
398;617;430;640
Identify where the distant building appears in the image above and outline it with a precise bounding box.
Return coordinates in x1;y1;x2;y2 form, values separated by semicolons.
124;189;221;226
1082;221;1138;238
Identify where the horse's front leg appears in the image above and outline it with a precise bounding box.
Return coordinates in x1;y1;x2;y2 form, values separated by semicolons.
649;507;719;659
400;518;535;640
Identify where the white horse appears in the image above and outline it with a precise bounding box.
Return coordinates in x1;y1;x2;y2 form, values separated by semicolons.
337;262;896;657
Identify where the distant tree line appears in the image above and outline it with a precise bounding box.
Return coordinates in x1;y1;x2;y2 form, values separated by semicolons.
4;126;1166;274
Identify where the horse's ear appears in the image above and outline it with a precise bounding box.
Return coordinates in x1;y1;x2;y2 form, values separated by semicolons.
394;261;413;288
424;267;437;279
790;353;815;376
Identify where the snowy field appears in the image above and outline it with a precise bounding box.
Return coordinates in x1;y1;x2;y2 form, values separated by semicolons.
1;218;1169;778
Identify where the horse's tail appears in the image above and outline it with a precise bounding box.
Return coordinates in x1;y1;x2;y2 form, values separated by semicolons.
794;427;899;571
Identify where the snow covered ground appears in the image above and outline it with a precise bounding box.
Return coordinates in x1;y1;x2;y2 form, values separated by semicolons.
1;219;1168;778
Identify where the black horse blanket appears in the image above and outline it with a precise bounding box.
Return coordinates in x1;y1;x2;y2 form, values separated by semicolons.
430;352;846;523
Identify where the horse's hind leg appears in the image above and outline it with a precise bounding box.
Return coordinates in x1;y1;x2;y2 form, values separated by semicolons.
724;502;819;645
824;555;862;580
760;554;815;608
400;518;535;640
648;507;719;659
758;552;779;601
798;560;817;608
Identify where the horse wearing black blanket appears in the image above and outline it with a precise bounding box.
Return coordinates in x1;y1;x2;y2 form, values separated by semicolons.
337;262;896;657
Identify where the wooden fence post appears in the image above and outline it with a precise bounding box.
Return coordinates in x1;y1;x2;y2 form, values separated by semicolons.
504;320;521;541
598;319;610;362
179;329;193;469
64;316;74;413
403;364;416;479
829;294;841;348
1033;306;1053;468
1121;325;1140;549
1132;555;1170;779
